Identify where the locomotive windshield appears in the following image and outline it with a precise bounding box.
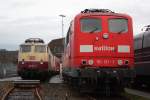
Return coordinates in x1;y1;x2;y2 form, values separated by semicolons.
109;18;128;33
80;18;102;33
35;45;46;53
20;45;31;52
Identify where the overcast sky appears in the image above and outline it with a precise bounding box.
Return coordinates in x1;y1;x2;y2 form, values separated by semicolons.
0;0;149;50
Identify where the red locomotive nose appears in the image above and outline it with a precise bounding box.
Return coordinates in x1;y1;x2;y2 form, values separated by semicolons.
62;9;134;94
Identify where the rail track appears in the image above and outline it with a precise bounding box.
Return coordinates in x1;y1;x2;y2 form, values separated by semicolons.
1;77;150;100
1;80;42;100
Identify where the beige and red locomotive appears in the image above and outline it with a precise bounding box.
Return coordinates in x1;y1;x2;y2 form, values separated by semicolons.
17;38;60;79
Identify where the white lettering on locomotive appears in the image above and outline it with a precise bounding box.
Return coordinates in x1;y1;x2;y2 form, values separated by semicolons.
96;59;115;64
94;45;115;52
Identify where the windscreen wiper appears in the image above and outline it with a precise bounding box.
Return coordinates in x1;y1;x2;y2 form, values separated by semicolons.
117;29;126;34
89;27;98;33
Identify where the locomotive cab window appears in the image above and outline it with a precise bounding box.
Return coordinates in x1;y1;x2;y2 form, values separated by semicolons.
109;18;128;33
21;45;31;52
80;18;102;33
35;45;46;53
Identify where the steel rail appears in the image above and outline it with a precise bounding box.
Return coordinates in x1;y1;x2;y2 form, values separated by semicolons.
1;80;42;100
1;87;14;100
35;88;42;100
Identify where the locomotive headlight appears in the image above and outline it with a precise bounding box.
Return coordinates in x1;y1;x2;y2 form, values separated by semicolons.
40;59;43;64
118;60;123;65
103;33;109;39
88;59;94;65
22;61;24;64
22;59;24;64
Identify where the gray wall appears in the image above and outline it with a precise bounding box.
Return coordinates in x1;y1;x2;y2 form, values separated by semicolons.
0;62;17;78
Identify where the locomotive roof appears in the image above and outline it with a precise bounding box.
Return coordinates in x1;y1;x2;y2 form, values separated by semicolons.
25;38;44;43
19;38;45;46
76;9;131;18
48;38;64;58
134;25;150;39
76;13;131;18
20;43;46;45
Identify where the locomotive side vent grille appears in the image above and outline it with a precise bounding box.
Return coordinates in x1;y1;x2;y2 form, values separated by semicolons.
81;9;114;13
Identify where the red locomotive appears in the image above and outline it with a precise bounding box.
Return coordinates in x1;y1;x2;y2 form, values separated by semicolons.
62;9;135;94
